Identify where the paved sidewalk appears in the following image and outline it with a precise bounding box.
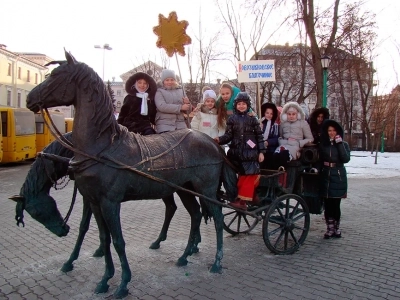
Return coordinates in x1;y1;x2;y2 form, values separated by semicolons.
0;162;399;299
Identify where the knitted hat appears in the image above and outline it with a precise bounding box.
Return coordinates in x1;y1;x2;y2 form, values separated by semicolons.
161;69;176;82
233;92;251;113
203;90;217;102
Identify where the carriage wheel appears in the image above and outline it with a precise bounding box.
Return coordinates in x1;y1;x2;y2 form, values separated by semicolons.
223;206;260;235
262;194;310;255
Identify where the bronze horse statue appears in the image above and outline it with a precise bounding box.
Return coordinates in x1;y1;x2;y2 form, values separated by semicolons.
11;130;212;273
26;50;237;298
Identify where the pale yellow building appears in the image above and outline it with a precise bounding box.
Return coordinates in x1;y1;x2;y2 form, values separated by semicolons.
0;44;50;108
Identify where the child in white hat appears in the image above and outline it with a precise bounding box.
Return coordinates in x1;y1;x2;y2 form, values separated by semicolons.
191;90;225;138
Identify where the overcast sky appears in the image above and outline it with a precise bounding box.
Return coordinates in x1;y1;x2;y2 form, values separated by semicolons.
1;0;399;93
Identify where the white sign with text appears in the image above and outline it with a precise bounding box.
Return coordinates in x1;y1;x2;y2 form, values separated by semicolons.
237;60;276;83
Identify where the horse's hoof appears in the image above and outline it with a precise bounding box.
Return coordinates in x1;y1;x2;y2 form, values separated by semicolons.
95;283;109;294
209;263;222;274
176;257;188;267
92;248;104;257
149;242;160;250
114;287;129;299
60;263;73;273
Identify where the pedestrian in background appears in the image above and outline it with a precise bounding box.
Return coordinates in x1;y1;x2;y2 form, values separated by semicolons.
319;119;350;239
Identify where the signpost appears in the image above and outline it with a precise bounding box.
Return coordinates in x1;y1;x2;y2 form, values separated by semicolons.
237;60;275;117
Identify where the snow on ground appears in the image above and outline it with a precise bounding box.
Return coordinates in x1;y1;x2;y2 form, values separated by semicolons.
346;151;400;179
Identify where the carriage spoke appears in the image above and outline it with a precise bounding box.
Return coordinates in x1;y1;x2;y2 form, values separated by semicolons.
243;215;253;227
273;229;285;248
226;213;239;228
292;212;307;222
293;224;307;231
236;216;242;232
224;210;237;217
289;230;300;245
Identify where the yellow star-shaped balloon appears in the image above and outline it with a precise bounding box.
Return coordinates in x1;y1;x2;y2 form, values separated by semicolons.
153;11;192;57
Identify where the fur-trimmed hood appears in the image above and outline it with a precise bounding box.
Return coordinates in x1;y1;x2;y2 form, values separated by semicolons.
309;107;330;127
125;72;157;98
320;119;344;145
260;102;278;124
281;102;305;122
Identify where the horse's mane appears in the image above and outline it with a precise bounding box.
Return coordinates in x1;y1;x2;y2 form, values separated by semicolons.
70;62;120;141
20;132;74;197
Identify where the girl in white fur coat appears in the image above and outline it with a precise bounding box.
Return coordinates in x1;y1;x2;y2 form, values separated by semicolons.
278;101;314;160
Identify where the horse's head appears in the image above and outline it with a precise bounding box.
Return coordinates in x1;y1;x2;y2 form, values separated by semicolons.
10;193;70;237
27;50;81;113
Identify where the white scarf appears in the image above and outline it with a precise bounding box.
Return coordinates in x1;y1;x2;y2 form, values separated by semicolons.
263;120;271;141
136;92;148;115
135;81;149;116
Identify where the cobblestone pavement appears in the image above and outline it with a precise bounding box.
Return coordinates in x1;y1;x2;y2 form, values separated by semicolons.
0;161;399;299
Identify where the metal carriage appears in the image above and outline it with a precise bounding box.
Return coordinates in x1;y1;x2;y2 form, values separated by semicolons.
222;144;323;255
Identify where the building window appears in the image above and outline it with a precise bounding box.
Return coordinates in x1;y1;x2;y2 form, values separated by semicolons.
8;63;11;76
17;93;21;108
7;90;11;106
27;70;30;82
18;67;21;79
35;73;38;84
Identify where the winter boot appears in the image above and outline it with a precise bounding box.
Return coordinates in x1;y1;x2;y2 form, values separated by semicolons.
229;198;247;211
334;219;342;238
324;218;335;239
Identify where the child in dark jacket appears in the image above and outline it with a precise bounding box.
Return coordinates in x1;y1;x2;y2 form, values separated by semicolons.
259;102;279;169
117;72;157;135
214;92;266;210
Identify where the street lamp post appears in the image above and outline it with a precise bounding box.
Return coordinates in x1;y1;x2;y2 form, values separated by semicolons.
321;55;331;108
94;43;112;80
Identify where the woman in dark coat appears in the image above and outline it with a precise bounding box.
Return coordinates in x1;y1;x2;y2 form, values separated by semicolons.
309;107;330;144
117;72;157;135
215;92;266;210
319;119;350;239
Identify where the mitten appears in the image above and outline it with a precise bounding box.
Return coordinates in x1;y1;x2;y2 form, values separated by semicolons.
335;135;343;143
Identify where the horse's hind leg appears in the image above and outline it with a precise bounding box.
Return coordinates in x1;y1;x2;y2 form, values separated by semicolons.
90;204;115;295
61;198;104;272
175;190;202;267
149;194;177;249
100;201;131;299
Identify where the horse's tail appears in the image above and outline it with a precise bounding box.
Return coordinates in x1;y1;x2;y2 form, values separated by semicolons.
199;199;212;224
221;158;238;202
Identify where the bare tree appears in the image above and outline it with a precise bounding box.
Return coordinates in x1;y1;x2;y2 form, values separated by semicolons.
295;0;340;108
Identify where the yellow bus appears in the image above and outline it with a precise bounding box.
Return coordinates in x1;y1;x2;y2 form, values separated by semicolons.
0;113;3;163
0;107;36;163
35;111;66;153
65;117;74;132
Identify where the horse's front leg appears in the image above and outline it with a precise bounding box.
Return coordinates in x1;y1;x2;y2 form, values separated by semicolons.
209;203;224;274
90;203;115;295
101;201;131;299
61;198;103;273
175;191;202;266
149;194;177;249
